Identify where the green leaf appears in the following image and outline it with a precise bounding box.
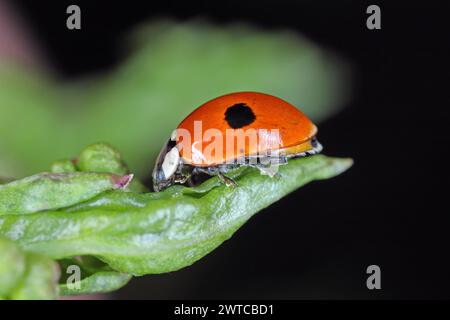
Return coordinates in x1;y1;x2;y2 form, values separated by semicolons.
59;271;131;296
0;155;352;276
0;237;25;297
57;256;131;296
9;252;59;300
50;159;77;173
77;143;129;175
75;143;148;193
0;172;134;214
0;237;59;300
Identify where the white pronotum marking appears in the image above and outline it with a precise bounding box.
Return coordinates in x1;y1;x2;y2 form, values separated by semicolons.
170;129;177;141
162;147;180;179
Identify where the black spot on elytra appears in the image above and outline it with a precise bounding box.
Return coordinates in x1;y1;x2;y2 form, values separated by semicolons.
224;103;256;129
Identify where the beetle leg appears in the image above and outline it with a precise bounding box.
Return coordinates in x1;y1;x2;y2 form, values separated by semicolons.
186;176;196;187
175;173;190;184
217;172;237;188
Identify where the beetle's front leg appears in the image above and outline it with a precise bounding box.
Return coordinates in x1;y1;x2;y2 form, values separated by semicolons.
217;171;237;188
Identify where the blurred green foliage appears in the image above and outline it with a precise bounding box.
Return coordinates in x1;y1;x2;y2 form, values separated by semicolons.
0;237;59;299
0;19;350;178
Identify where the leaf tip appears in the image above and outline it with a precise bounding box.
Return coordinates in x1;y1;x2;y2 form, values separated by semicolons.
331;157;354;174
112;174;134;189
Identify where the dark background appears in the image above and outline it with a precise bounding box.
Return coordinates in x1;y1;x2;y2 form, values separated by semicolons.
11;0;450;299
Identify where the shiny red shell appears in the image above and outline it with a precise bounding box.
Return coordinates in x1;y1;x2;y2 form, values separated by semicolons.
175;92;317;166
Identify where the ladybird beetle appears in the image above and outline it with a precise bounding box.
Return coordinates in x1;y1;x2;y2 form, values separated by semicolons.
153;92;322;191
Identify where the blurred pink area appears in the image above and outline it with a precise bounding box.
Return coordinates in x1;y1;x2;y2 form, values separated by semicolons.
0;0;46;68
